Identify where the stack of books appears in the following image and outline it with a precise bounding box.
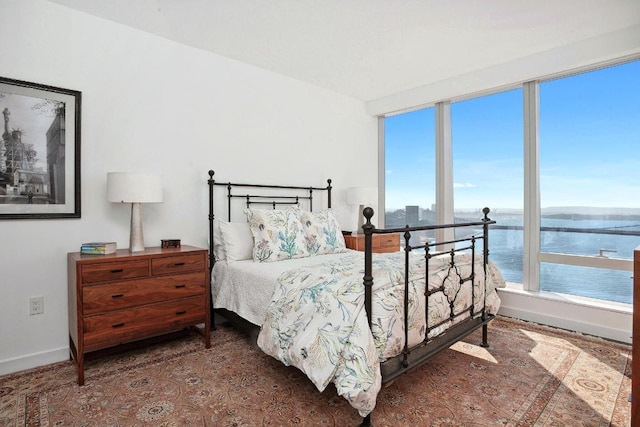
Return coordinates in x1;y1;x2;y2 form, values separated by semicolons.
80;242;117;255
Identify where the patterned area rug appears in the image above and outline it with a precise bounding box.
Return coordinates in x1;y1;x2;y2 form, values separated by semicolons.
0;316;631;426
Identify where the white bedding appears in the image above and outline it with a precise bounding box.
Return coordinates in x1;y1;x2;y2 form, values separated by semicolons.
212;251;357;325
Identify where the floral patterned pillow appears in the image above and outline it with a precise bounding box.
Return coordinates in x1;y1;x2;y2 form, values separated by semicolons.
244;207;310;262
300;209;347;255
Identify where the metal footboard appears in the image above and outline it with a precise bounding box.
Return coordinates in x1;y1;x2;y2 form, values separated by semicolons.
360;207;496;426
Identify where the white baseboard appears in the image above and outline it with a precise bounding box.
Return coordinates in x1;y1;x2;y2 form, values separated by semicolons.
497;286;632;344
0;347;68;377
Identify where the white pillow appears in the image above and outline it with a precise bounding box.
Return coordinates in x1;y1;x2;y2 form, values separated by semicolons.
219;221;254;263
300;209;347;255
245;207;309;262
213;219;226;261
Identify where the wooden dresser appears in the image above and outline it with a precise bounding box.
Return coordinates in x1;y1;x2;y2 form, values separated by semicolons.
68;245;210;385
633;246;640;425
344;233;400;253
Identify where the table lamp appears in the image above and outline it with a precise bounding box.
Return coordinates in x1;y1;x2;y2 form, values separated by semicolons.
107;172;163;252
347;186;377;235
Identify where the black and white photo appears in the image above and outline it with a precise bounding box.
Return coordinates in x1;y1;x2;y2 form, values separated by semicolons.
0;77;81;219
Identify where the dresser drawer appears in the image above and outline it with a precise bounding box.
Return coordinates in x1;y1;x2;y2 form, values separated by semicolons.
82;259;149;284
82;272;206;315
374;234;400;252
83;296;206;349
345;233;400;253
151;254;205;275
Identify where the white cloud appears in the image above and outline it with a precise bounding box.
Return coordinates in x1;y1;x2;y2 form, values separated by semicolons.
453;182;476;188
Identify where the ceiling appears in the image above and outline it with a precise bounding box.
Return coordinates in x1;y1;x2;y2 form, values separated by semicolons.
48;0;640;102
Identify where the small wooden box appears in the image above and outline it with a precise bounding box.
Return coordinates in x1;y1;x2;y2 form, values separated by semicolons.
161;239;181;248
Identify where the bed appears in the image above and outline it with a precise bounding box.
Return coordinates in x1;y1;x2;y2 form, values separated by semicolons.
207;170;505;426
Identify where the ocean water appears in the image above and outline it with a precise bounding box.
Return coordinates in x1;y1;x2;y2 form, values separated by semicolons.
387;212;640;304
485;218;639;305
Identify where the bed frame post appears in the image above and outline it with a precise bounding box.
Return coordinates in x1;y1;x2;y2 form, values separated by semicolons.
358;206;375;427
362;207;375;327
482;207;491;266
326;179;332;208
481;207;491;347
208;170;216;331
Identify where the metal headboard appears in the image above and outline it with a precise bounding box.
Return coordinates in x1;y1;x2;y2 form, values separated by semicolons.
207;169;332;270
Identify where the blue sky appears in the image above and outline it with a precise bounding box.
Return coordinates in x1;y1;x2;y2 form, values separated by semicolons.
385;59;640;211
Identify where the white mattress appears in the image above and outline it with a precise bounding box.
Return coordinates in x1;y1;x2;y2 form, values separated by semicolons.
211;251;358;325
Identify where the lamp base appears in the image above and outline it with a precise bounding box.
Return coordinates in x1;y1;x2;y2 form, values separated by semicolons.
129;202;145;252
352;204;366;236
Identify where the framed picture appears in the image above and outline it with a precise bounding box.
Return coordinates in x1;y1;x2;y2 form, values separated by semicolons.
0;77;81;219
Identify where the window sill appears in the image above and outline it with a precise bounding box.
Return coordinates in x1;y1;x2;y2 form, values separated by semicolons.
499;282;632;315
497;282;632;343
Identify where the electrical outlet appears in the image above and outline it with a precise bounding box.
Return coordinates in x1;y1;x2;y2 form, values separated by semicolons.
29;296;44;315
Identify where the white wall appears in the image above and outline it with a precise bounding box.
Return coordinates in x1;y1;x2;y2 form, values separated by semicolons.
0;0;377;374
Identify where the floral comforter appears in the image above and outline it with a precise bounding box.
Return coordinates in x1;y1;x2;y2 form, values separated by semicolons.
257;251;504;417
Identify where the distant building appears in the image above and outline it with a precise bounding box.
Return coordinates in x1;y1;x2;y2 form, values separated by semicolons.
47;109;65;203
16;169;48;196
406;205;419;225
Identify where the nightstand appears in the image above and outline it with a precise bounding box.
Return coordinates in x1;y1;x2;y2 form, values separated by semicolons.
344;233;400;253
67;245;210;385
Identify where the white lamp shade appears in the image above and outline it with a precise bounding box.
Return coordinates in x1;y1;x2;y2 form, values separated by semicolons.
347;186;377;206
107;172;163;203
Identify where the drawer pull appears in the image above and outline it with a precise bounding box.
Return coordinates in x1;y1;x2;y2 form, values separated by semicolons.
171;262;186;267
111;293;124;298
112;323;125;328
176;310;186;315
110;268;124;273
175;284;186;289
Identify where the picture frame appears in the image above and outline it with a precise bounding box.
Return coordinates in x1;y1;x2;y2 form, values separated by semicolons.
0;77;81;219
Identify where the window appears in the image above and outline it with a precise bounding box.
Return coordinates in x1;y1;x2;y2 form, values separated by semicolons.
384;107;435;229
538;60;640;303
452;89;524;284
383;58;639;305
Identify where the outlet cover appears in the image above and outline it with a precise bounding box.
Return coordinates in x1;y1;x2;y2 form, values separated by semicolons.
29;296;44;315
